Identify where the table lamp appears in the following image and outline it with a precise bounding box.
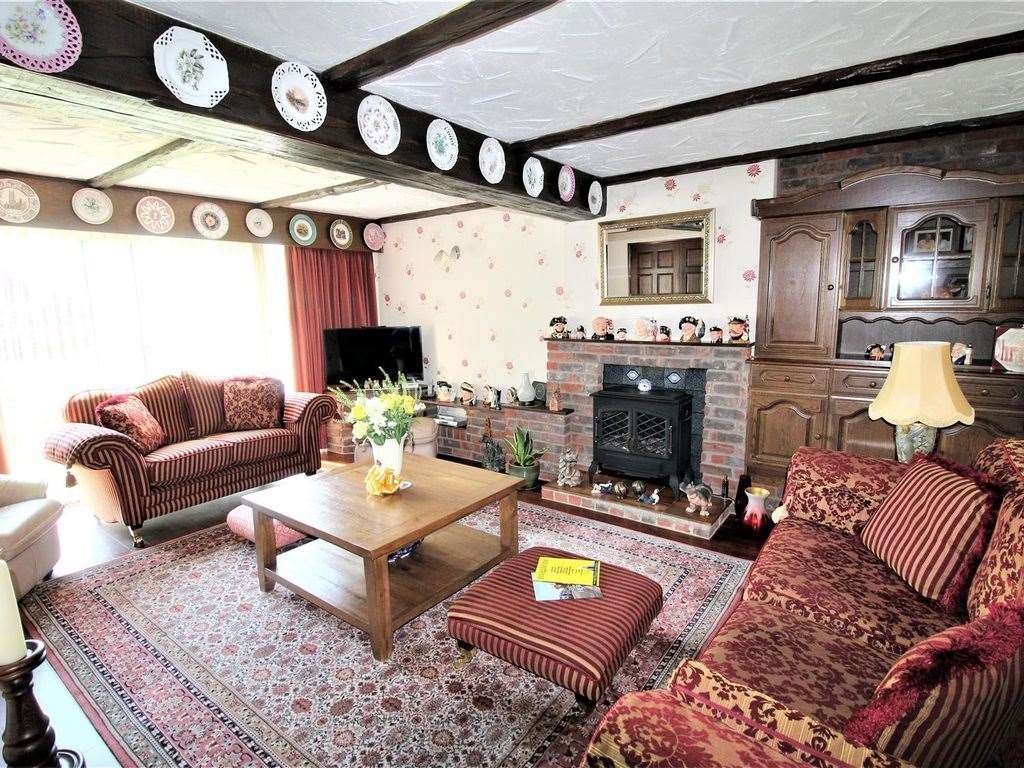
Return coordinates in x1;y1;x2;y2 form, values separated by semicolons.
868;341;975;462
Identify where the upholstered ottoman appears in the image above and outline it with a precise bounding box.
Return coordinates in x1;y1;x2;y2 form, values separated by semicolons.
447;546;663;702
225;504;304;549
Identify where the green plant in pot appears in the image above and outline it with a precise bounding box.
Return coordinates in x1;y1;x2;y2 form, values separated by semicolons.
504;427;544;489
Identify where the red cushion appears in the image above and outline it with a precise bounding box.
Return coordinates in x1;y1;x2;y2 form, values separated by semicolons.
225;504;304;549
222;377;283;431
181;371;226;436
447;546;663;701
860;455;1002;613
95;394;166;453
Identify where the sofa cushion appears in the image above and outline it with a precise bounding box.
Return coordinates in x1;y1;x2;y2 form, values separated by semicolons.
143;438;235;487
94;394;166;453
0;498;62;561
698;600;894;729
205;429;299;463
860;455;1001;613
968;490;1024;619
973;438;1024;493
135;375;192;444
223;377;284;431
744;519;953;656
845;602;1024;768
181;372;226;437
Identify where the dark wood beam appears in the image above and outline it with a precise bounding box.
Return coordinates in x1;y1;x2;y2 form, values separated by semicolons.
521;29;1024;152
259;178;385;208
602;110;1024;186
379;201;490;225
87;138;197;188
322;0;560;88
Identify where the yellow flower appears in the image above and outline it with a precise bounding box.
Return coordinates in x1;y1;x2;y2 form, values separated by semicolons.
365;465;400;496
352;421;368;439
350;402;366;421
402;395;415;414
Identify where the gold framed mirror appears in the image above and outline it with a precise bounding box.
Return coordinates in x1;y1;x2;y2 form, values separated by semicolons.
599;209;713;305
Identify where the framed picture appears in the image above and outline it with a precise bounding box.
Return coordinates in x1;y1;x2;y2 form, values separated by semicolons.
992;324;1024;373
937;228;953;252
913;231;937;252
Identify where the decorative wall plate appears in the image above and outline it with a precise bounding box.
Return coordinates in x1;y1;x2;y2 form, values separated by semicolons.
478;137;505;185
0;0;81;73
588;180;603;215
135;195;175;234
71;187;113;225
0;178;40;223
245;208;273;238
153;26;229;108
522;157;544;198
557;165;576;202
426;119;458;171
329;219;353;249
357;95;401;156
363;222;386;251
289;214;317;246
271;61;326;132
191;202;228;239
994;327;1024;373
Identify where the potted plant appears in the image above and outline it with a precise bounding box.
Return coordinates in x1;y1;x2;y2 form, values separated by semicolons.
504;427;544;489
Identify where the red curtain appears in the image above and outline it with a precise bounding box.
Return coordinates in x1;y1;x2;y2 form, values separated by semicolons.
286;246;378;393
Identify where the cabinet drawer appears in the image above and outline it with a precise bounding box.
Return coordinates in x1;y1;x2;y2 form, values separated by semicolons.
955;376;1024;410
831;367;889;397
750;363;830;395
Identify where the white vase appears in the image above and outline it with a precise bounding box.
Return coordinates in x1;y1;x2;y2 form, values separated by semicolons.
372;437;406;476
518;373;536;404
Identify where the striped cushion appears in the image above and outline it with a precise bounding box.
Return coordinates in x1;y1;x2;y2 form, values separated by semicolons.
845;602;1024;768
860;456;1001;612
135;376;192;444
447;546;663;701
144;438;235;487
181;372;226;437
205;429;299;463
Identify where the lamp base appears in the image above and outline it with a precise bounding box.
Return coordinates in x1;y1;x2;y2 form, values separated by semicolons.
895;422;937;463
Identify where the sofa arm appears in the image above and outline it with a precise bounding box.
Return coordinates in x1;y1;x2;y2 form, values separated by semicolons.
283;393;337;455
0;476;48;507
43;423;149;495
781;448;906;534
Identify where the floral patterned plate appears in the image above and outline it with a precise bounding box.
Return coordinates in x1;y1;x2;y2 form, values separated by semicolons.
136;195;175;235
71;187;113;225
329;218;353;249
522;157;544;198
153;26;229;108
245;208;273;238
357;95;401;156
192;202;228;239
478;137;505;184
0;0;81;73
0;178;40;223
363;222;386;251
557;165;576;202
588;180;603;215
289;214;317;246
426;119;458;171
271;61;326;132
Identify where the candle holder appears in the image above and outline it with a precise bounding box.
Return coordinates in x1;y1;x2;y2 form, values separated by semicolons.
1;640;84;768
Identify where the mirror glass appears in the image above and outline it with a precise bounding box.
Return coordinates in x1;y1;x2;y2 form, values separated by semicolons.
599;210;712;305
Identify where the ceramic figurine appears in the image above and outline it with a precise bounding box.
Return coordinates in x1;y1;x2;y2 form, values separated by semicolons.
592;481;614;495
503;386;517;406
656;326;672;342
481;419;506;473
951;341;973;365
865;343;886;361
632;318;658;342
435;380;454;403
591;316;614;340
549;315;570;339
570;325;586;340
547;385;561;412
459;381;476;405
678;315;706;343
683;481;714;517
629;480;646;498
638;488;660;505
557;448;583;487
708;326;724;344
612;480;629;498
614;328;628;341
727;315;750;343
483;385;501;409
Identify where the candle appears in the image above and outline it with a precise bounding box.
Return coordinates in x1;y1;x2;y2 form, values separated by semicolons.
0;560;26;665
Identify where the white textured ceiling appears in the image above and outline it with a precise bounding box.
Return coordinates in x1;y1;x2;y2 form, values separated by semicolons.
129;0;466;71
299;184;471;218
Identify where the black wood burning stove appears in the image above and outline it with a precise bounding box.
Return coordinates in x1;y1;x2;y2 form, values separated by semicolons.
590;385;693;498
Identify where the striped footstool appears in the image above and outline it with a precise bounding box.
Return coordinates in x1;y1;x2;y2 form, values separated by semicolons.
447;546;663;703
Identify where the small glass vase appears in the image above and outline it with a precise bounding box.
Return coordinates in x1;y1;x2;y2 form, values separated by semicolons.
372;436;406;476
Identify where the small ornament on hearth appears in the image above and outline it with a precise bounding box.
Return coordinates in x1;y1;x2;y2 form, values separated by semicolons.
557;448;582;487
591;316;614;340
547;385;561;412
570;325;586;340
629;480;646;498
459;381;476;405
481;419;507;473
727;315;750;343
951;341;973;366
548;316;570;339
518;374;537;405
678;316;706;343
708;326;724;344
592;481;614;495
435;380;454;403
614;328;628;341
865;343;886;361
683;482;714;517
483;385;501;409
657;326;672;342
638;488;660;505
612;480;629;498
503;386;518;406
632;318;657;342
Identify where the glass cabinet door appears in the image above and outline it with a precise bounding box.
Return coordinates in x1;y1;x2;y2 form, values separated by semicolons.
993;198;1024;310
840;209;885;309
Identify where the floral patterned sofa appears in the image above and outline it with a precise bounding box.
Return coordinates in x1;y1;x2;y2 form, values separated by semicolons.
43;373;336;546
585;440;1024;768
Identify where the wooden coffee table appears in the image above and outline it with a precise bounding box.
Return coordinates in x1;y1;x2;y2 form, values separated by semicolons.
242;454;521;660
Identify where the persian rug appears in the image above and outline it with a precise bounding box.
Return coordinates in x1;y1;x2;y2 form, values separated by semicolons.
23;502;749;768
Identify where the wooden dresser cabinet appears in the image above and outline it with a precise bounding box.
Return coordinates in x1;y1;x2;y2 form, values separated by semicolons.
747;168;1024;492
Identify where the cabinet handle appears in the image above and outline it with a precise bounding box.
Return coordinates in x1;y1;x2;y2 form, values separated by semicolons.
783;375;791;382
826;284;835;291
814;433;822;440
981;389;990;396
891;256;899;263
869;381;877;388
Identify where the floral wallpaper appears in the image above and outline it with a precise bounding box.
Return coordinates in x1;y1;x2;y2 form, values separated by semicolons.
377;161;776;391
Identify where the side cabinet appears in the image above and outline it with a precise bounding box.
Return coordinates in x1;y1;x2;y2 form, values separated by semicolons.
747;391;827;475
826;397;897;460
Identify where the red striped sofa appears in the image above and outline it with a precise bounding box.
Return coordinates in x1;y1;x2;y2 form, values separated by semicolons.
44;373;336;546
585;440;1024;768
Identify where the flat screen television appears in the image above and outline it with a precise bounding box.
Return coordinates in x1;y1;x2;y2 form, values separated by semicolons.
323;326;423;387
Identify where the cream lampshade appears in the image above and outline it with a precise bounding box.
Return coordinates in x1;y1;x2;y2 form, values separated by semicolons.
868;341;974;462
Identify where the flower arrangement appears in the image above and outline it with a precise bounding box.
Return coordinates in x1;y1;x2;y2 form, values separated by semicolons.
330;371;423;447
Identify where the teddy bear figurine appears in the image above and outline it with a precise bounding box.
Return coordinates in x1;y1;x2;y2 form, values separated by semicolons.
591;316;614;340
548;315;570;339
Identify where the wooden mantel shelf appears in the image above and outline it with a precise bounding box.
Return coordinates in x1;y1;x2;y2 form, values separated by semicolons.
545;338;755;349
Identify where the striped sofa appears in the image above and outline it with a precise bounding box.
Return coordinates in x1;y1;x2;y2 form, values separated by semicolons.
44;373;336;546
585;440;1024;768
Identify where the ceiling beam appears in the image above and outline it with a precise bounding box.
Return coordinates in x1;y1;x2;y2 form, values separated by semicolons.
322;0;560;89
602;110;1024;186
87;137;197;188
520;28;1024;152
259;178;385;208
379;201;490;225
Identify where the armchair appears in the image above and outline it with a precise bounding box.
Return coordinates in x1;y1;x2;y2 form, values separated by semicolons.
0;476;61;598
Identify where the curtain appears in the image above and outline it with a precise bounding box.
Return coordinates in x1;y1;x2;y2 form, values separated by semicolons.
286;246;378;393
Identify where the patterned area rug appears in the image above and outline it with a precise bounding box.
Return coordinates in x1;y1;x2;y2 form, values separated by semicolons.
23;502;749;768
